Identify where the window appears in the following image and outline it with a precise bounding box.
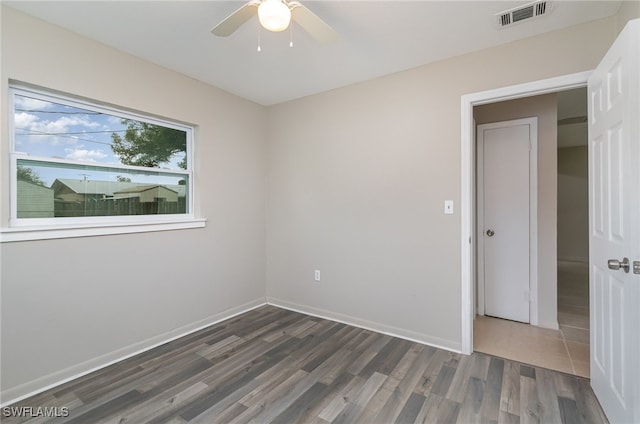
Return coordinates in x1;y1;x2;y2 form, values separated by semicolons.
3;84;204;241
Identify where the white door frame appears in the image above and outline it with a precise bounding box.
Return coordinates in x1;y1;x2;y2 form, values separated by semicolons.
477;117;538;322
460;71;591;354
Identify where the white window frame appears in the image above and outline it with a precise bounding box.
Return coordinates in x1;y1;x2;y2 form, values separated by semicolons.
2;84;205;242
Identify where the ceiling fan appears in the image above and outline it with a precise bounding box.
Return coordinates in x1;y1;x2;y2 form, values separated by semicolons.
211;0;338;44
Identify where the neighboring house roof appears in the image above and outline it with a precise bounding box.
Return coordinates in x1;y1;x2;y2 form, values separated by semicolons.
52;179;141;196
51;179;186;197
113;185;178;195
167;184;186;197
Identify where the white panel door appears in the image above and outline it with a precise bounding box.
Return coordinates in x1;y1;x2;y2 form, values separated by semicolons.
588;19;640;424
479;119;532;323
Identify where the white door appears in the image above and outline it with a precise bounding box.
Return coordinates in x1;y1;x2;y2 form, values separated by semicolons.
478;118;535;323
588;19;640;424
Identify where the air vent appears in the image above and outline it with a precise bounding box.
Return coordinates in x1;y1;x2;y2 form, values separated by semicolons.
496;1;552;28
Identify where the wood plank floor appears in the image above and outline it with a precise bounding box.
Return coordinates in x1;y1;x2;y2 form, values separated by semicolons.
3;306;608;423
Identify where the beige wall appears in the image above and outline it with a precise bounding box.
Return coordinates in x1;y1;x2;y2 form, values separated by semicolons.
266;17;616;349
617;1;640;33
474;94;558;329
558;146;589;263
1;7;267;401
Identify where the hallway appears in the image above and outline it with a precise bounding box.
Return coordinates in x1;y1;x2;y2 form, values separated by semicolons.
474;261;589;378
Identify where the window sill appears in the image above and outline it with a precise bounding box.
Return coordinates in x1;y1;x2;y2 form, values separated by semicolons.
0;218;206;243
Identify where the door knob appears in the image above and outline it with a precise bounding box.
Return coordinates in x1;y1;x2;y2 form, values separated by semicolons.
608;257;630;273
486;229;495;237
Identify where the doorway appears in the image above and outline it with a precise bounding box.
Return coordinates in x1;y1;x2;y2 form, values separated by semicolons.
460;72;590;357
470;88;589;377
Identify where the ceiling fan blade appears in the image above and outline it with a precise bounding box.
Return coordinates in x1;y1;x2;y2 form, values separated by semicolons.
291;2;338;44
211;1;259;37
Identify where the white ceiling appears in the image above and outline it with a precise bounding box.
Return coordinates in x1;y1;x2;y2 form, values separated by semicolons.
5;1;622;105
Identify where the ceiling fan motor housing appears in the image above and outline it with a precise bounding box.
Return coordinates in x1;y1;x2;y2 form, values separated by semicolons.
258;0;292;32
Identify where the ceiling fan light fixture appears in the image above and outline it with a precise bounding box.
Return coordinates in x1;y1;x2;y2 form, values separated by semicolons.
258;0;291;32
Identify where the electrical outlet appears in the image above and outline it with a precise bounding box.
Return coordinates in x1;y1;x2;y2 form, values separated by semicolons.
314;270;321;281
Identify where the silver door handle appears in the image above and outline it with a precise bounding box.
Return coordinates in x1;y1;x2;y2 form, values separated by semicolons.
608;257;630;273
486;229;495;237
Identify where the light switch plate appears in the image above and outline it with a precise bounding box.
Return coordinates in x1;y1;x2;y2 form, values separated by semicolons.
444;200;454;215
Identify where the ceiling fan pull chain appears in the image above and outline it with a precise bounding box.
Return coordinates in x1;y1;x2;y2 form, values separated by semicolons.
289;22;294;47
257;23;262;52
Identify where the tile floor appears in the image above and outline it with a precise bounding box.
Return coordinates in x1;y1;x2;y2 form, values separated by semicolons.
474;261;590;378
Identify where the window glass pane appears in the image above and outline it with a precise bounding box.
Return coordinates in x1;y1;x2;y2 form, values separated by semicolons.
14;93;187;171
17;159;189;218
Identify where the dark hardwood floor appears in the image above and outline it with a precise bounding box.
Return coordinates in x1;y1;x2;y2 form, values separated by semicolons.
3;305;607;423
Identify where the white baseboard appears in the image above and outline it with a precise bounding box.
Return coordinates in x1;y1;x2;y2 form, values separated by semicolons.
266;297;461;353
1;298;266;407
536;319;560;330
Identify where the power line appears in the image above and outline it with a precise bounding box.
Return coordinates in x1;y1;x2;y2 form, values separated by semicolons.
16;108;104;115
19;129;127;135
15;129;114;147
